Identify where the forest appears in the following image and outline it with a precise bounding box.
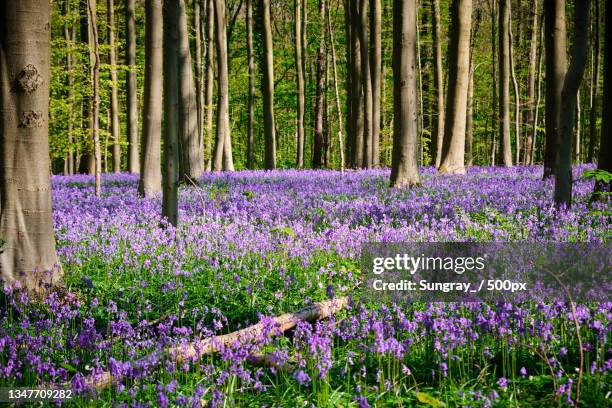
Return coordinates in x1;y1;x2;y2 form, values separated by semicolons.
0;0;610;406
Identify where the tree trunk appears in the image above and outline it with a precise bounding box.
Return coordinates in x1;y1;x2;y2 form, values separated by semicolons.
108;0;121;173
438;0;472;174
593;0;610;199
88;0;102;197
0;0;62;296
588;0;600;163
575;90;581;162
543;0;566;178
350;1;364;168
295;0;306;168
431;0;445;168
138;0;163;197
524;0;539;166
390;0;420;187
358;0;373;168
370;0;382;167
509;1;520;165
498;0;512;166
259;0;276;169
554;0;590;208
126;0;140;173
531;18;545;164
195;0;204;158
177;0;204;181
328;0;344;171
247;0;255;168
212;0;234;171
205;0;214;171
466;61;474;166
313;0;327;169
162;0;180;226
489;0;497;166
79;0;93;174
64;0;75;175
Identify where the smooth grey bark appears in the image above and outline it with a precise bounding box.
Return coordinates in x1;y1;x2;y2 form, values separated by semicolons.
0;0;62;295
88;0;102;197
64;0;75;175
79;0;93;174
261;0;276;169
247;0;255;168
328;1;344;171
438;0;472;174
466;61;474;166
295;0;306;167
139;0;163;197
107;0;121;173
431;0;445;168
358;0;373;168
177;0;204;181
554;0;590;208
194;0;204;156
390;0;420;187
509;1;520;165
313;0;327;168
162;0;180;226
593;0;610;198
525;0;539;166
498;0;512;166
205;0;214;171
212;0;234;171
588;0;601;163
543;0;566;178
350;1;364;168
126;0;140;173
370;0;381;167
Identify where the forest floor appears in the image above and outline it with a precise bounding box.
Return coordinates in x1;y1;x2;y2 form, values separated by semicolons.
1;166;610;407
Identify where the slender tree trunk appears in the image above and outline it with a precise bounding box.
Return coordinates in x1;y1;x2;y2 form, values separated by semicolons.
554;0;590;208
88;0;102;196
108;0;121;173
575;90;581;162
205;0;214;171
370;0;382;167
489;0;497;166
64;0;75;175
588;0;601;163
543;0;566;178
79;0;93;174
247;0;255;168
313;0;327;168
0;0;62;295
358;0;373;168
466;61;474;166
261;0;276;169
195;0;204;156
390;0;420;187
213;0;234;171
295;0;306;167
432;0;445;168
531;18;545;164
126;0;140;173
439;0;472;174
593;0;610;199
139;0;163;197
499;0;512;166
509;1;520;165
350;1;364;168
525;0;539;166
328;0;344;171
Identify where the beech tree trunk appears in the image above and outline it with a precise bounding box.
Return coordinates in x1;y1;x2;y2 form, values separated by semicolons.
0;0;62;295
247;0;255;168
64;0;75;175
524;0;539;166
126;0;140;173
593;0;610;198
313;0;327;168
194;0;204;156
431;0;445;168
554;0;590;208
89;0;102;197
261;0;276;169
212;0;234;171
107;0;121;173
438;0;472;174
350;1;364;168
390;0;420;188
466;61;474;166
370;0;381;167
543;0;566;178
588;0;601;163
162;0;180;226
139;0;163;197
328;1;344;171
498;0;512;166
358;0;373;168
295;0;306;168
79;0;93;174
205;0;214;171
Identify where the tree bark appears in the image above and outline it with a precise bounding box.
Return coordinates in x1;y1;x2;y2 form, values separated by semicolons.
431;0;445;168
543;0;566;178
350;1;364;168
0;0;62;295
524;0;539;166
588;0;601;163
390;0;420;187
498;0;512;166
328;1;344;171
126;0;140;173
593;0;610;198
162;0;180;226
509;1;520;165
295;0;306;168
107;0;121;173
194;0;204;158
554;0;590;208
212;0;234;171
88;0;102;197
261;0;276;169
78;0;93;174
64;0;75;175
313;0;327;168
247;0;255;168
205;0;214;171
466;61;474;166
438;0;472;174
370;0;382;167
358;0;373;168
139;0;163;197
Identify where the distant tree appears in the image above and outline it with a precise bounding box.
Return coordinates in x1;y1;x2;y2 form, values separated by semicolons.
438;0;472;174
498;0;512;166
348;0;364;168
139;0;163;197
431;0;445;168
390;0;420;187
370;0;382;167
1;0;62;295
358;0;373;168
524;0;540;166
588;0;601;163
204;0;214;171
63;0;76;175
313;0;327;168
260;0;276;169
246;0;255;168
126;0;140;173
88;0;102;196
107;0;121;173
295;0;306;168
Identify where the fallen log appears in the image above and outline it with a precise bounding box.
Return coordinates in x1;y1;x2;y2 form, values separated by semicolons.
80;297;349;391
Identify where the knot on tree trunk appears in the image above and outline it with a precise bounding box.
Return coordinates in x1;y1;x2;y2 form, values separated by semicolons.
19;111;44;128
15;64;43;93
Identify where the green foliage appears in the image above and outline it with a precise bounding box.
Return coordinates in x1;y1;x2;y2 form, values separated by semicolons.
582;169;612;184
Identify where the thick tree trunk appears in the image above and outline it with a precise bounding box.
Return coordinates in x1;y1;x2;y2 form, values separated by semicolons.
162;0;180;226
107;0;121;173
126;0;140;173
212;0;234;171
438;0;472;174
328;1;344;171
194;0;204;157
247;0;255;168
260;0;276;169
370;0;382;167
295;0;306;168
177;0;204;181
205;0;214;171
524;0;539;166
358;0;373;168
390;0;420;187
350;2;364;168
554;0;590;208
0;0;62;295
593;0;610;199
139;0;163;197
313;0;327;168
431;0;445;168
89;0;102;197
498;0;512;166
588;0;601;163
543;0;566;178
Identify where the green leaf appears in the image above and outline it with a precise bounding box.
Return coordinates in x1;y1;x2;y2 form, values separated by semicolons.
416;392;445;407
